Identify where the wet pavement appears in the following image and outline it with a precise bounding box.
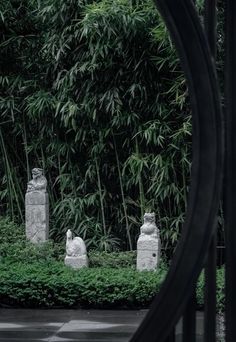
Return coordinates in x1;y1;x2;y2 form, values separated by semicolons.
0;308;212;341
0;309;147;342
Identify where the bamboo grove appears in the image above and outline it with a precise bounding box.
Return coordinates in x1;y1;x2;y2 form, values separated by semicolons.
0;0;193;253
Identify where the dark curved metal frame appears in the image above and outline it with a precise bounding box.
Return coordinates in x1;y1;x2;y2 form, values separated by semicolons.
131;0;225;341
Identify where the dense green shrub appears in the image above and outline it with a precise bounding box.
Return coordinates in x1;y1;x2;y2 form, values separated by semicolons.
0;260;225;310
88;250;136;268
196;268;225;312
0;262;167;308
0;240;65;264
0;216;24;244
0;239;138;267
0;216;65;263
0;219;225;310
0;218;139;267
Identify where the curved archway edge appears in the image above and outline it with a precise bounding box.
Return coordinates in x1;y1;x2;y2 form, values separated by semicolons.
131;0;223;341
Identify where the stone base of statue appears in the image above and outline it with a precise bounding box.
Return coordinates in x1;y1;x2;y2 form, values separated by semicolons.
136;235;161;271
25;191;49;243
64;255;88;269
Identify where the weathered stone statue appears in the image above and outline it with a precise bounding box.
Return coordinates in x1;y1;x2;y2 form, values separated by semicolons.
64;229;88;269
25;168;49;243
139;212;158;238
136;212;161;271
27;168;47;193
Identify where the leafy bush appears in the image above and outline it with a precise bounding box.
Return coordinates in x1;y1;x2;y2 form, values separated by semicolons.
0;240;138;267
0;217;225;311
0;216;24;244
196;268;225;312
0;240;137;268
0;219;138;268
0;262;167;308
88;250;137;268
0;219;169;309
0;260;225;310
0;218;142;268
0;217;65;263
0;240;65;264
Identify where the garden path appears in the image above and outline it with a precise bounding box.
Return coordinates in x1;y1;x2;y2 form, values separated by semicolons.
0;308;206;341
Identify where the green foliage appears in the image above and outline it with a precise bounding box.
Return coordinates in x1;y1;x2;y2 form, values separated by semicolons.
0;218;225;311
0;258;224;310
0;216;24;244
0;239;137;268
0;218;137;267
0;240;65;264
0;0;193;253
0;216;64;263
196;268;225;313
89;250;137;268
0;262;167;308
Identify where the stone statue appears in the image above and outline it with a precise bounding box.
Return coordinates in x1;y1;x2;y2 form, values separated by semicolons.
140;212;158;239
25;168;49;243
136;212;161;271
66;229;87;257
65;229;88;269
27;168;47;193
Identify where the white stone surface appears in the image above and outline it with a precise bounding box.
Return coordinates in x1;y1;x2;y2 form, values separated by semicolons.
136;212;161;271
66;229;87;257
65;229;88;269
25;191;49;243
64;255;88;269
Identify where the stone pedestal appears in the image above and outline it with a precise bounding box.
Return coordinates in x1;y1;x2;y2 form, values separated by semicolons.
137;236;161;271
25;191;49;243
64;255;88;269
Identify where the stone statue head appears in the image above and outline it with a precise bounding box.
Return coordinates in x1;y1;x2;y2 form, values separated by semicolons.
144;212;155;224
66;229;72;239
32;168;43;179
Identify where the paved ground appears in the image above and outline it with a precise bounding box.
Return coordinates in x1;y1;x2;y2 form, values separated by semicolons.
0;309;147;342
0;308;221;341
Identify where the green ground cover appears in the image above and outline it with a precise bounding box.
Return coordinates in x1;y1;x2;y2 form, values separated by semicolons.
0;217;225;311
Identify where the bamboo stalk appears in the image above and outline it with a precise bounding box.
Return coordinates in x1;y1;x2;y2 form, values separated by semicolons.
112;132;132;250
0;129;24;222
22;114;30;181
135;137;145;219
95;157;106;236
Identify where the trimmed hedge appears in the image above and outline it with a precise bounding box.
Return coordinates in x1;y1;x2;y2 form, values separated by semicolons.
0;240;137;268
0;262;167;308
0;217;225;311
0;216;137;267
0;260;225;311
89;251;136;268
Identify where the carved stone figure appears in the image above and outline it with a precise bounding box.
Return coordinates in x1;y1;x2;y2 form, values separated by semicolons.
27;168;47;193
140;212;158;238
65;229;88;269
66;229;87;257
25;168;49;243
136;212;161;271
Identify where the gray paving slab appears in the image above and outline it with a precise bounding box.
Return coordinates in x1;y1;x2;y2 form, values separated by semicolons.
0;308;211;341
0;309;146;342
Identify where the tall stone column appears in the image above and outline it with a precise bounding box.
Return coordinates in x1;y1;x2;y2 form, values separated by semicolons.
25;168;49;243
136;212;161;271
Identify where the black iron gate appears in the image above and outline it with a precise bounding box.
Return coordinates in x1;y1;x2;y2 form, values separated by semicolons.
131;0;235;341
